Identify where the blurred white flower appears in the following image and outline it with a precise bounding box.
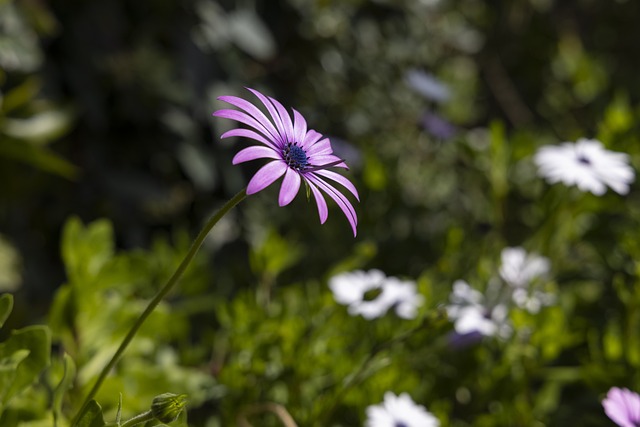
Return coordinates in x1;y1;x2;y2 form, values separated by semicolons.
329;269;389;319
329;270;423;319
500;247;554;313
499;247;550;288
365;392;439;427
449;279;484;306
534;138;635;195
405;69;451;103
384;278;425;319
449;304;511;338
446;280;512;338
511;288;555;314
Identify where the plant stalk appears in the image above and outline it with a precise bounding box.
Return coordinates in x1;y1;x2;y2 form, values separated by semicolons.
120;411;153;427
71;188;247;425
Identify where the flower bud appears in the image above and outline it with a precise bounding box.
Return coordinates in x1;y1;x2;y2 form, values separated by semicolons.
151;393;187;423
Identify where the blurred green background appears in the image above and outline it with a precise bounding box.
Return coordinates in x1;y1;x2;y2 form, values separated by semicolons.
2;0;640;426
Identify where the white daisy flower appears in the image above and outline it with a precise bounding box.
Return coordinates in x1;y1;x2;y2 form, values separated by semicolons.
329;269;390;319
534;138;634;195
511;288;555;314
449;303;511;338
449;279;484;306
382;277;424;319
365;392;439;427
446;280;512;338
499;247;554;314
329;270;424;320
499;247;550;288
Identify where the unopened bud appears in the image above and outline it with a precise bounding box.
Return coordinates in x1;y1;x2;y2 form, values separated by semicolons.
151;393;187;423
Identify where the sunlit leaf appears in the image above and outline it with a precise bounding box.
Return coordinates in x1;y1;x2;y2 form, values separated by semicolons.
603;319;623;362
52;353;76;427
0;77;40;113
227;9;276;60
0;325;51;405
75;400;105;427
61;218;114;287
3;108;75;145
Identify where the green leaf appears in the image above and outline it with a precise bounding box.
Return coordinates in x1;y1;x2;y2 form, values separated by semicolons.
362;150;387;191
249;228;303;280
0;77;41;114
115;393;122;425
75;400;106;427
0;3;43;73
603;93;633;134
53;353;76;427
0;325;51;405
61;217;114;287
603;319;623;361
0;349;29;372
0;294;12;329
48;284;75;344
0;138;79;180
627;308;640;367
2;108;75;145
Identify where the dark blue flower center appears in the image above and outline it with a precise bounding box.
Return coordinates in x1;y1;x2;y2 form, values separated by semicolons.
577;155;591;165
283;142;308;170
395;422;409;427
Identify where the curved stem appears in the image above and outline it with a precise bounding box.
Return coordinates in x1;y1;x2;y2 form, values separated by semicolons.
72;188;247;426
120;411;153;427
318;314;439;423
237;402;298;427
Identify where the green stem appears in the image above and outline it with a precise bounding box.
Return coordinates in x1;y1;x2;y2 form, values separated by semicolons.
120;410;154;427
318;313;441;423
71;188;247;426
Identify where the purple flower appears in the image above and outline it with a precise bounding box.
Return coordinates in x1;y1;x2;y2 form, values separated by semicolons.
603;387;640;427
405;69;451;103
446;330;484;349
213;88;359;236
420;112;457;140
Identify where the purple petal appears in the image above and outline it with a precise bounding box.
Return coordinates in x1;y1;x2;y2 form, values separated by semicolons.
302;129;323;149
306;138;333;156
221;128;277;150
309;154;348;169
292;109;308;145
268;96;295;143
314;169;359;200
245;88;288;145
213;109;276;148
232;146;281;164
278;168;302;206
420;112;457;139
218;95;282;143
307;174;358;237
621;388;640;424
307;180;328;224
246;161;287;195
603;387;640;427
